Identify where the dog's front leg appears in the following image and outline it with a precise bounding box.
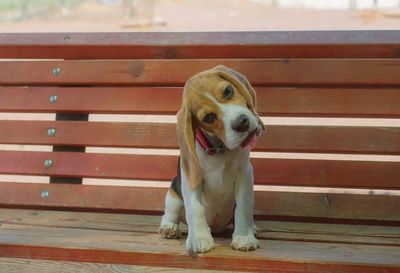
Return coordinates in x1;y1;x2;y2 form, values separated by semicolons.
182;171;214;254
231;162;260;251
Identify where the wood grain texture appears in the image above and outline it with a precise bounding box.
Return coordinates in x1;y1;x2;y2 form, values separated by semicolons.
1;30;399;272
1;151;400;188
0;86;182;115
1;59;400;86
1;31;400;59
2;244;398;273
0;209;399;272
0;151;177;181
1;120;400;155
0;257;223;273
0;183;399;221
261;125;400;155
1;86;400;117
0;121;179;149
260;87;400;118
1;209;399;246
3;31;400;46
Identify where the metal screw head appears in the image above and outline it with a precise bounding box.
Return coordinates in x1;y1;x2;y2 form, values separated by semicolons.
63;35;70;42
47;128;56;137
41;191;49;198
52;67;61;76
44;159;53;169
49;95;58;103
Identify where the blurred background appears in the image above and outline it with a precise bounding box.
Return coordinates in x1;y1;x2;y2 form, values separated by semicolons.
0;0;400;32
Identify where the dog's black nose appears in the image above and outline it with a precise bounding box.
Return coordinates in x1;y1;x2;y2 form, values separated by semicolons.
232;114;250;132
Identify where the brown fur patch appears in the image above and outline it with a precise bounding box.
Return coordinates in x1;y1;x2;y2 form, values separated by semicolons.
177;65;265;191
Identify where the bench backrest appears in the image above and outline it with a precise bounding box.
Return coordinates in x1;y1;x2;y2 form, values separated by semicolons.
0;31;399;224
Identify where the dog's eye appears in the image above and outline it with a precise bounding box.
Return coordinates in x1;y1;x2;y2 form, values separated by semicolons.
223;85;234;100
203;113;217;124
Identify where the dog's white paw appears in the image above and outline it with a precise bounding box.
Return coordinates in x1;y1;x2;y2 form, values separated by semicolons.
186;228;214;254
231;232;260;251
159;220;180;239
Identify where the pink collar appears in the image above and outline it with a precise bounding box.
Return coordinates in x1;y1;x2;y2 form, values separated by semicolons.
195;129;225;155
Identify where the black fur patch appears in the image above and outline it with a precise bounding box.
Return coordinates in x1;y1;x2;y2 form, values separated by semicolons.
170;158;182;199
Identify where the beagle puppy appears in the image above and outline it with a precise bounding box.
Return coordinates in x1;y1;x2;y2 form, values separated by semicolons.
159;65;265;254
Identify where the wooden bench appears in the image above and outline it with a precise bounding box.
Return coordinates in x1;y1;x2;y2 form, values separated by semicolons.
0;31;399;272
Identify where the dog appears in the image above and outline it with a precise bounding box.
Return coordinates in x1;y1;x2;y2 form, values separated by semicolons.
158;65;265;254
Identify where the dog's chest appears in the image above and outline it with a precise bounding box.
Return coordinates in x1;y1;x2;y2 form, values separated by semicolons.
202;157;238;195
197;144;246;189
196;144;249;230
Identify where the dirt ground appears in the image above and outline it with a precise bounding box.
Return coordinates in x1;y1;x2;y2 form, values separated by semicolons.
0;0;400;32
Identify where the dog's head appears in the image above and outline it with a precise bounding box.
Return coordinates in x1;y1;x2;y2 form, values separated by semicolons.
177;65;265;190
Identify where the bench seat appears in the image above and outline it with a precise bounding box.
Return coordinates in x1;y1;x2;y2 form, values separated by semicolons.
0;31;399;272
1;208;399;272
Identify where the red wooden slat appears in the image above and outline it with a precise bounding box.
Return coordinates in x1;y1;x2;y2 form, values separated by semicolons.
262;125;400;155
1;59;400;86
1;121;400;155
1;244;397;273
0;183;167;214
0;121;178;149
251;159;400;189
0;31;400;59
1;87;400;117
0;183;400;221
260;87;400;118
0;151;176;181
0;151;399;188
0;87;181;115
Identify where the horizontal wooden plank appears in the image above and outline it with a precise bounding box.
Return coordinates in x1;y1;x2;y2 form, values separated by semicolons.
0;86;181;115
3;31;400;47
1;59;400;86
0;31;400;59
1;86;400;117
262;125;400;155
0;183;400;222
2;209;399;246
1;242;397;273
0;121;179;149
0;151;176;181
1;151;400;188
0;258;222;273
251;159;400;189
255;191;400;222
0;183;167;214
1;121;400;155
262;87;400;118
255;221;400;246
0;209;399;272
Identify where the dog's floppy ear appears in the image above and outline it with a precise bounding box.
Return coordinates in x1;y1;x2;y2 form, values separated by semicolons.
176;100;202;191
213;65;265;130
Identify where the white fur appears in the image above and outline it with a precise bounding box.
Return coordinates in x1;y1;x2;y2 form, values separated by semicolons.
179;142;259;253
221;104;259;150
159;190;183;239
160;96;260;253
231;163;260;250
205;93;258;150
181;168;215;253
